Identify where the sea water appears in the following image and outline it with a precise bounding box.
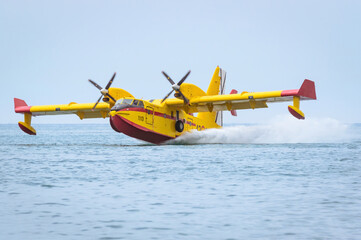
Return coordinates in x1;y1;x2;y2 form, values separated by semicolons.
1;117;360;240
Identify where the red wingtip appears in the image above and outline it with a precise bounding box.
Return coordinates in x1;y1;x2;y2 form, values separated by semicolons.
14;98;31;113
281;79;317;100
14;98;27;107
298;79;317;100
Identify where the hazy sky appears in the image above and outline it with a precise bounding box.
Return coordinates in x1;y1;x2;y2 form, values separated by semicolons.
1;0;360;124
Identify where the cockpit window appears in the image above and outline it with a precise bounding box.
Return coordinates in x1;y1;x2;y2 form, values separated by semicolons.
123;99;133;105
111;98;145;111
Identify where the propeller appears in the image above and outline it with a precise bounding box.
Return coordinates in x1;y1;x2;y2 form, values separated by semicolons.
88;72;117;111
161;70;191;104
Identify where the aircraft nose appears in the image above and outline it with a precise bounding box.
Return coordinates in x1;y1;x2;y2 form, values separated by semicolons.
109;114;121;133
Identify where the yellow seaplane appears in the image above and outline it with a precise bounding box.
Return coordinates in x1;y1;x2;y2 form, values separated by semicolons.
14;66;317;144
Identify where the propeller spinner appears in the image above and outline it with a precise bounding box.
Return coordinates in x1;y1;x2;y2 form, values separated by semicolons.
161;70;191;104
88;72;117;111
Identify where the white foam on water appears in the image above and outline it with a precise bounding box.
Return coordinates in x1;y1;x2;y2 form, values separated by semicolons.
169;115;352;144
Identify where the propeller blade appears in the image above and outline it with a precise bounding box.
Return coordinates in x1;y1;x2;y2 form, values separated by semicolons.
161;70;192;104
105;72;116;89
89;79;103;90
92;95;103;111
161;89;174;103
178;90;189;104
177;70;191;86
162;71;176;85
106;93;117;102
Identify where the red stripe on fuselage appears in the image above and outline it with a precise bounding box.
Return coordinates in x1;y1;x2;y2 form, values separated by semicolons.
118;108;197;127
281;89;298;97
15;106;32;113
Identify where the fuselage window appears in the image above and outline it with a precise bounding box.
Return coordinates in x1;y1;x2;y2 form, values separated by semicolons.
138;101;144;108
133;100;139;106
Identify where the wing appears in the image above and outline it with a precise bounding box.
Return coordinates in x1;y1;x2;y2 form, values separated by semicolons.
14;98;111;135
14;87;135;135
165;79;316;119
14;99;111;119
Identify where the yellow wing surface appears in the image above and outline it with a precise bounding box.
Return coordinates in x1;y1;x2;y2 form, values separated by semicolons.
15;100;111;118
14;99;112;135
14;87;133;135
165;79;316;119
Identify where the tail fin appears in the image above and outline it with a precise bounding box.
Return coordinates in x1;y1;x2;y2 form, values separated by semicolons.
205;66;222;95
198;66;226;127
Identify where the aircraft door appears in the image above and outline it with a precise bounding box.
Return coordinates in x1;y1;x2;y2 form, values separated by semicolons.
146;106;154;125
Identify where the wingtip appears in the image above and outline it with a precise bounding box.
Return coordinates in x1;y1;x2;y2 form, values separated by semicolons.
280;79;317;100
299;79;317;100
14;98;27;107
14;98;31;113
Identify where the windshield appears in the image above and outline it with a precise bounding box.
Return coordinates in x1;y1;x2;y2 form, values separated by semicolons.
112;98;144;111
123;99;133;105
115;99;133;105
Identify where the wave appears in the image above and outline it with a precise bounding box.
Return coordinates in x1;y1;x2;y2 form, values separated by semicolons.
168;115;354;144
